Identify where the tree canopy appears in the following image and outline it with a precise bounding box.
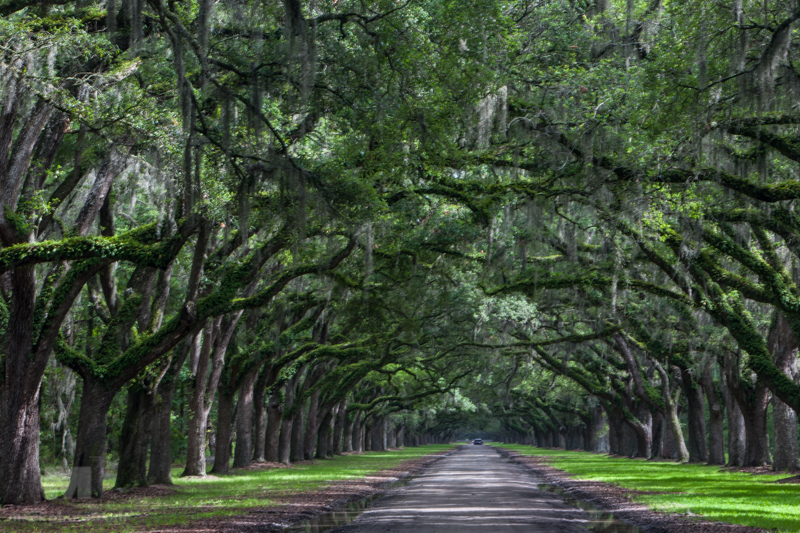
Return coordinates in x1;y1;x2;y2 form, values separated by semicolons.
3;0;800;505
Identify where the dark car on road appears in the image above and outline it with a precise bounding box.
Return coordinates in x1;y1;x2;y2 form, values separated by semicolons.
473;439;483;445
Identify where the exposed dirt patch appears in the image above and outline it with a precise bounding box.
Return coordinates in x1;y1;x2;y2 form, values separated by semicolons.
498;448;767;533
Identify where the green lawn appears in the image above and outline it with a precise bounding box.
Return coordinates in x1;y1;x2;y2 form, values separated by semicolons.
7;445;454;532
499;444;800;532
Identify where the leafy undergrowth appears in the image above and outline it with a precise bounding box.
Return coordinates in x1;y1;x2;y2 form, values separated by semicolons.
500;444;800;532
3;445;454;532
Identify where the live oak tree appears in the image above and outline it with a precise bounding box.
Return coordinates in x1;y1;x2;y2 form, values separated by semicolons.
9;0;800;507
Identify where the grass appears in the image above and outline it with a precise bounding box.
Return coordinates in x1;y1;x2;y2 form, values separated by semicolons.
4;445;454;532
499;444;800;532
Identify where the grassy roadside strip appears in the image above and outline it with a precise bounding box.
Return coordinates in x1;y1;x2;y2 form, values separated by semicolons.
1;444;455;533
498;444;800;532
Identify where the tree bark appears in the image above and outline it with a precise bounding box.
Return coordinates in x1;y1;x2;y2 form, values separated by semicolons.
364;421;373;451
210;384;235;474
279;378;295;464
233;370;257;468
146;334;196;484
333;401;347;454
702;363;726;465
115;383;152;488
625;407;652;459
65;378;116;498
723;374;746;466
680;369;708;463
773;395;798;471
725;351;772;466
316;410;333;458
265;389;283;462
769;312;799;471
741;389;772;467
0;266;46;504
182;316;228;477
303;388;321;460
290;398;306;462
605;407;623;455
351;410;363;453
148;382;175;484
252;366;270;463
344;410;355;452
653;361;689;462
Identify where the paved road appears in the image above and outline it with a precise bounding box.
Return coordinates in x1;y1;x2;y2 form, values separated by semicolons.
340;445;592;532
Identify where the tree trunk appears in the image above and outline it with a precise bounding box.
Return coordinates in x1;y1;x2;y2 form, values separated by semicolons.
769;312;799;472
148;338;193;485
115;384;152;488
328;411;336;452
290;398;306;462
702;363;726;465
211;385;235;474
653;361;689;462
303;388;321;460
148;382;176;484
580;415;595;452
0;266;46;504
351;410;363;452
773;394;798;471
606;407;622;455
279;378;295;464
66;378;116;498
182;319;224;477
233;370;257;468
741;390;772;467
381;417;389;450
316;410;333;458
371;418;386;451
625;407;652;459
344;411;355;452
265;390;283;462
252;367;270;463
333;402;346;454
726;354;772;466
651;412;664;458
681;369;709;463
723;377;746;466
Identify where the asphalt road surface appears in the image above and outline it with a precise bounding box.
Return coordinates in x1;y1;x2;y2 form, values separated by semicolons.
339;445;594;533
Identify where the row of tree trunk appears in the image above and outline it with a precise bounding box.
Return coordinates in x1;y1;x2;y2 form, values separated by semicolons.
110;357;454;490
509;356;798;471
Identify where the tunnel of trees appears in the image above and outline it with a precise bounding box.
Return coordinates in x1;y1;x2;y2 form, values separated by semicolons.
3;0;800;505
